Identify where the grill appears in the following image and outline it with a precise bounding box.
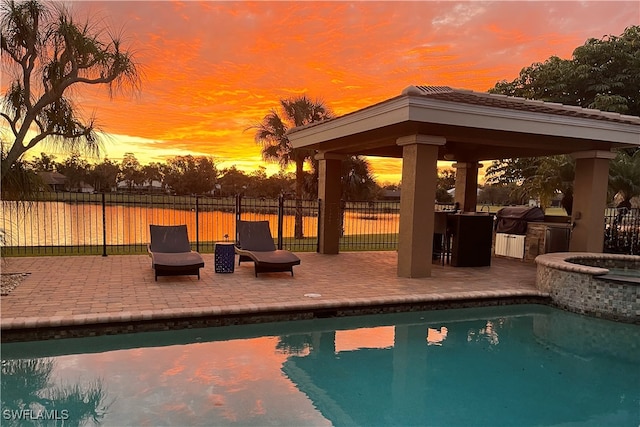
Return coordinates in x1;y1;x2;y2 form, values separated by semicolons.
495;206;545;235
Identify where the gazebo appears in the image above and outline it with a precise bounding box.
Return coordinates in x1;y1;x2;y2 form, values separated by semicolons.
288;85;640;278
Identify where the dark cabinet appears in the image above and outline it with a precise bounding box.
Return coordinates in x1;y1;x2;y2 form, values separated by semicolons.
450;214;493;267
544;225;571;253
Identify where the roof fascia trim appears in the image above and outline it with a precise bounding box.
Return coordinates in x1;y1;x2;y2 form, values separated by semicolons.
407;97;640;144
289;97;410;148
289;95;640;148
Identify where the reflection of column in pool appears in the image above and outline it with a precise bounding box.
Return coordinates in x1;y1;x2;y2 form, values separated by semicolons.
391;324;429;421
310;330;336;359
391;325;409;419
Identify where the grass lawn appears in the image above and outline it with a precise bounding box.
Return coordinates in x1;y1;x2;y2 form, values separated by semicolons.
1;233;400;256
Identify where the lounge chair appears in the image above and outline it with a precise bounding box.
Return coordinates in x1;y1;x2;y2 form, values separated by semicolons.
235;220;301;277
148;225;205;281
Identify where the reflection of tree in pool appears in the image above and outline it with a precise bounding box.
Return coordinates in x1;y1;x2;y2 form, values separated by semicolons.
276;334;315;356
467;318;507;346
1;358;112;426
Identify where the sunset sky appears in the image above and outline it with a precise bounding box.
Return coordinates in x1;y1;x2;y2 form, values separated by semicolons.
6;1;640;183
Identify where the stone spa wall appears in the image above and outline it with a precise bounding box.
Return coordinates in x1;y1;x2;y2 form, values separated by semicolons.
535;253;640;324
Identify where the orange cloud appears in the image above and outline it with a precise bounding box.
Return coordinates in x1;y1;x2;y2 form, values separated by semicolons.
5;1;638;184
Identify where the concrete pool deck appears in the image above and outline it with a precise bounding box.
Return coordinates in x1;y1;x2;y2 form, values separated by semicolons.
0;252;546;341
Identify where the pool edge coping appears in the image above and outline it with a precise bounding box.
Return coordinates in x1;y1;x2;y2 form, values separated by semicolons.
0;291;551;342
535;252;640;276
0;290;550;330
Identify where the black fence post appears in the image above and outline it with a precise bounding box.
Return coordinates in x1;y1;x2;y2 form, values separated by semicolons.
101;192;107;257
316;199;322;253
235;194;242;243
277;195;284;249
195;195;200;252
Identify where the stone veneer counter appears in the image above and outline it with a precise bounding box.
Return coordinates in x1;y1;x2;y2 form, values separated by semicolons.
535;252;640;323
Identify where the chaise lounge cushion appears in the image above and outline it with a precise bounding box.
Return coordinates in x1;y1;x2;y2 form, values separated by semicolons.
150;251;205;271
235;220;300;276
240;250;301;269
148;224;205;280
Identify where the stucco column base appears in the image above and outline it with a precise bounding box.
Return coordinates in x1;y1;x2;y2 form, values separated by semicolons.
396;135;444;278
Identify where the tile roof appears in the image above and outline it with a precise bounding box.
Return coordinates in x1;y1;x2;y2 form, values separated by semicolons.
37;171;67;185
404;85;640;126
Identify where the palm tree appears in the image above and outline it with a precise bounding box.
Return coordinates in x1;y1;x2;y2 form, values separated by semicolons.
1;0;141;183
609;149;640;204
252;95;333;238
341;155;377;201
487;155;575;211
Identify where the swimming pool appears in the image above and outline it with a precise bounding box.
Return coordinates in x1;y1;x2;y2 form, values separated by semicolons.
2;304;639;426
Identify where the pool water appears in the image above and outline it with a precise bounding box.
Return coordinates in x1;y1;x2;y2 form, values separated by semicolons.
2;305;639;426
605;267;640;278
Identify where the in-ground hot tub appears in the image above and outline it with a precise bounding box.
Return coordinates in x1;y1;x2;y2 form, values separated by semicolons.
535;253;640;323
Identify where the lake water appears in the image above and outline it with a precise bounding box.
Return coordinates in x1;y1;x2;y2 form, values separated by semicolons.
2;305;639;426
1;201;400;247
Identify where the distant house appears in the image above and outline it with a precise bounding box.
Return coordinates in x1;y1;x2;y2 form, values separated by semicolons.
447;188;482;197
381;189;401;200
116;180;132;191
116;180;165;193
144;180;165;193
69;182;95;193
37;171;67;191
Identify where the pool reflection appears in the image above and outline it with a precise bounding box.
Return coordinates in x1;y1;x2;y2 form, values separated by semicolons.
426;326;448;346
467;319;504;345
335;326;395;352
281;308;639;426
1;358;112;427
2;305;639;426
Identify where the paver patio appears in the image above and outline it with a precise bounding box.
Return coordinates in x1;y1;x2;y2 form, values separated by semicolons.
0;252;544;341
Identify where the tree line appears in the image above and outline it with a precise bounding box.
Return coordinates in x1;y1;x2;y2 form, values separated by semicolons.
19;151;461;202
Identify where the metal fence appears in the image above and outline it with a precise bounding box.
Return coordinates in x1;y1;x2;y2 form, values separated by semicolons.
0;193;407;256
2;192;637;256
604;207;640;255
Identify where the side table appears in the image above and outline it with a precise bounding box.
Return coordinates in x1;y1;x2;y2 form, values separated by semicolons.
214;242;235;273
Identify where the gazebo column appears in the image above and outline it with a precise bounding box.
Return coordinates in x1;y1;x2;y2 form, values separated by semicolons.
570;150;616;252
453;162;482;212
396;135;445;278
316;152;344;254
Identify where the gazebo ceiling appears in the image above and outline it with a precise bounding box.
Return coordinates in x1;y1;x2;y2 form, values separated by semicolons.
288;86;640;162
